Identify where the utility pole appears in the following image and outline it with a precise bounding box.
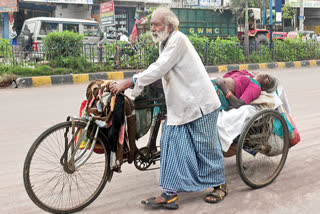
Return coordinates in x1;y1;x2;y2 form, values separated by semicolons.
244;0;249;57
269;0;273;48
299;0;304;31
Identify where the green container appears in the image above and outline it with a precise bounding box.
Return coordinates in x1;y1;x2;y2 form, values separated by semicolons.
171;8;237;39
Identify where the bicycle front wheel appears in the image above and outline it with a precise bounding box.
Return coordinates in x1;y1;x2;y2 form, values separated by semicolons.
23;121;109;214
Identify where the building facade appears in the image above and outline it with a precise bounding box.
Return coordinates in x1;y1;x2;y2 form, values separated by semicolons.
92;0;172;39
0;0;18;39
286;0;320;33
1;0;232;40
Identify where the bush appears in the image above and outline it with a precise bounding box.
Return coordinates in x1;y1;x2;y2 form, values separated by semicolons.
53;67;73;74
50;56;91;71
137;32;159;66
274;39;320;62
0;64;12;73
209;37;245;65
103;32;159;70
246;45;272;63
188;35;245;65
0;39;12;58
188;34;209;63
42;31;84;60
9;65;53;76
0;39;14;68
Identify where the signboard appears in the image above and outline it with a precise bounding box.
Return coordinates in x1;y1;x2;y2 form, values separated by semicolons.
199;0;222;7
185;0;198;6
0;0;18;13
298;16;305;20
184;0;222;7
100;1;115;26
288;0;320;8
199;0;221;7
188;27;220;36
276;12;282;23
275;0;282;23
23;0;93;4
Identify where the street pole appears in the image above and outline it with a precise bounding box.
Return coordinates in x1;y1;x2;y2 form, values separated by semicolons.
269;0;273;48
244;0;249;57
269;0;274;60
299;0;304;31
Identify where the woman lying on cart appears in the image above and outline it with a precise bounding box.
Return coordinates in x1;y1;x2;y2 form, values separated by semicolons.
212;70;278;110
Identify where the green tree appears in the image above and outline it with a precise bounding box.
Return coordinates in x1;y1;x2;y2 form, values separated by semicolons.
248;0;269;8
230;0;250;56
282;2;295;19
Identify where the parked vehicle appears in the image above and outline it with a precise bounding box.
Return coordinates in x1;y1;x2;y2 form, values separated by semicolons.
237;8;270;50
287;30;317;41
287;31;299;39
317;33;320;43
169;8;269;50
17;17;104;59
272;32;287;41
171;8;237;38
299;30;317;41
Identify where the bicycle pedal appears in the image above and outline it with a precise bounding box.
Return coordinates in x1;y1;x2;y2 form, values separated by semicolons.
113;167;122;173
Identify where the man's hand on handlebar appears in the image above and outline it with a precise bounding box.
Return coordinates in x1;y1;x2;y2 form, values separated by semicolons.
109;78;134;95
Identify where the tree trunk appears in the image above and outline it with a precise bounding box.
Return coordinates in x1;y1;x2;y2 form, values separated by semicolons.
244;0;249;57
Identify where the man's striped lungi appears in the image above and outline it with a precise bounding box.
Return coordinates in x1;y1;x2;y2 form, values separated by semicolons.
159;109;225;192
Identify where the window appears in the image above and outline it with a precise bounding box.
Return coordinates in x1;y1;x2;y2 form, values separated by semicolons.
115;12;128;34
39;22;58;35
22;22;36;35
63;23;79;33
83;24;100;37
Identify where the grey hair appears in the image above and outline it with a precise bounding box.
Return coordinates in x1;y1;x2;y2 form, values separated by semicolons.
265;75;279;93
151;7;179;29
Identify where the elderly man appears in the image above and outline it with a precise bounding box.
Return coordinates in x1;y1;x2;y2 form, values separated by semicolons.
110;7;227;209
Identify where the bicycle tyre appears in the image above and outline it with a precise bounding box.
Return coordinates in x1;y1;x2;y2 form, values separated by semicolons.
23;121;109;213
236;109;290;189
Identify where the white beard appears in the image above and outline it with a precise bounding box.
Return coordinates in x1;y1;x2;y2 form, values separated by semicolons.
152;26;170;43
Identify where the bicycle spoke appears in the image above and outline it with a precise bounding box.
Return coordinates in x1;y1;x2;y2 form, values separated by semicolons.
24;121;108;213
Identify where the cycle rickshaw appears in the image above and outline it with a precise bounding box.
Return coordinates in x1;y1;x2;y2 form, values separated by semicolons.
23;81;290;214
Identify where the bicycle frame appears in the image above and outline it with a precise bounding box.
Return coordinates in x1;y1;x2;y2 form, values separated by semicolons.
60;117;104;173
133;85;166;170
59;84;167;173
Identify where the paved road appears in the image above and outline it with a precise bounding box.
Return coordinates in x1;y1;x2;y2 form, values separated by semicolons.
1;67;319;214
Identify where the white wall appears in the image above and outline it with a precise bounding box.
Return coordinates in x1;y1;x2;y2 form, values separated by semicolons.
54;4;92;19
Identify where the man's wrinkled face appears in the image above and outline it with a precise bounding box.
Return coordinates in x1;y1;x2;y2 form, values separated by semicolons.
150;15;170;43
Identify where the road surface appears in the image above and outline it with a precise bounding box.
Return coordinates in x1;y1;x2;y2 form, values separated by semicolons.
0;66;319;214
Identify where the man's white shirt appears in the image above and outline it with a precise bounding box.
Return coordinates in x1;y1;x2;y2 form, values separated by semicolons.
132;31;221;125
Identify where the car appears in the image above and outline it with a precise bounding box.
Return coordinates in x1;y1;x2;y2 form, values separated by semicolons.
299;30;317;41
17;17;104;60
316;34;320;43
287;30;317;41
287;31;299;39
272;32;287;41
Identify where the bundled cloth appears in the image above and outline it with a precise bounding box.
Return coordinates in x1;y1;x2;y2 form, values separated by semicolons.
81;80;137;164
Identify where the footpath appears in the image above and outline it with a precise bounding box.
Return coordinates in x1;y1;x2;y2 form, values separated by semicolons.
14;59;320;88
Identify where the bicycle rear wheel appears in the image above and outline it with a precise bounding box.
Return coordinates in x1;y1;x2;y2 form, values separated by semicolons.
236;109;290;189
23;121;109;213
